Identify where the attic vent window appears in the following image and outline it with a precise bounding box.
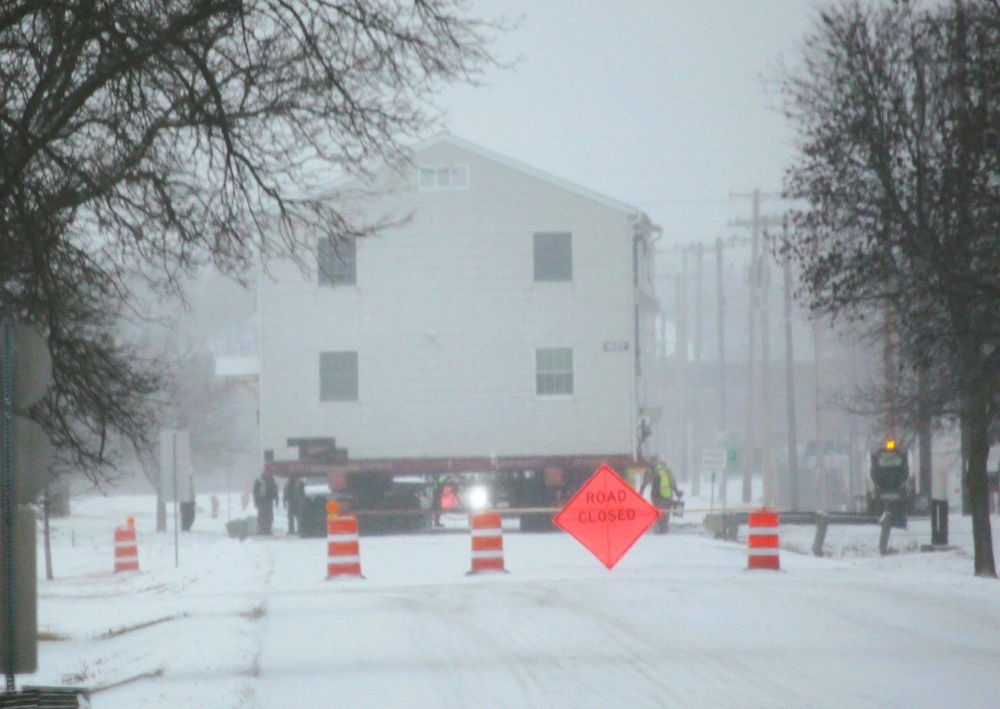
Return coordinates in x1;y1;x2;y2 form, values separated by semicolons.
418;164;469;191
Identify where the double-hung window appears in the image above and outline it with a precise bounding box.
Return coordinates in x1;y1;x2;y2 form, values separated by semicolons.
536;347;574;396
319;351;359;402
318;236;357;286
533;232;572;282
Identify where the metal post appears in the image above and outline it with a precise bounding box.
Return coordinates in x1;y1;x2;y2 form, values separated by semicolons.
2;321;16;692
812;512;829;557
878;511;894;556
173;434;179;568
931;500;949;546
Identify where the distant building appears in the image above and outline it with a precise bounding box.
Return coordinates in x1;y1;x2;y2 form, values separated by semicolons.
259;133;661;476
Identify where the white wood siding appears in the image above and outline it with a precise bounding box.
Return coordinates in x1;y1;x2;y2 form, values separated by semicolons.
260;139;644;463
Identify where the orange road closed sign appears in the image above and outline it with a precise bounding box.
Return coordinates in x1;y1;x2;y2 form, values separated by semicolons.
553;464;660;569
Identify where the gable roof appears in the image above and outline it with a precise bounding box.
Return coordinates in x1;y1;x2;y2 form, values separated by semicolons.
305;132;644;218
408;132;642;216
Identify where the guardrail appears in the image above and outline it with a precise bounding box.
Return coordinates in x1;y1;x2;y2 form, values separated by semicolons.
704;510;929;557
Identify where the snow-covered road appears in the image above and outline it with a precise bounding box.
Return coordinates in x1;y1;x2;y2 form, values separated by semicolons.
26;494;1000;708
253;532;1000;709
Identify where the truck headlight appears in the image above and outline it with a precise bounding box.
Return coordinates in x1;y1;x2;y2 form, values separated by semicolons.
468;485;489;511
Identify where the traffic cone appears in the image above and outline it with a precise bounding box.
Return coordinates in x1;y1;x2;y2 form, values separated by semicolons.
747;508;780;570
114;517;139;573
467;512;507;574
326;502;363;579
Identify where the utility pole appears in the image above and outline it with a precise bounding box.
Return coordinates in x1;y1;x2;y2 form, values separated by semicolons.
692;243;704;496
760;236;775;507
675;271;687;481
715;237;727;439
815;322;826;510
918;371;933;504
659;310;670;463
883;307;897;444
666;243;711;486
849;344;860;511
729;190;782;504
783;238;799;511
715;237;727;507
711;234;753;507
745;190;759;504
673;234;762;505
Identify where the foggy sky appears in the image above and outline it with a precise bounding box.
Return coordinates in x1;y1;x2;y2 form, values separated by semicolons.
438;0;819;249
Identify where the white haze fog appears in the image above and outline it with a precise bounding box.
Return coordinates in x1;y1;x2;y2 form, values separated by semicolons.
103;0;995;560
28;487;1000;708
152;0;840;498
13;3;1000;708
438;0;816;247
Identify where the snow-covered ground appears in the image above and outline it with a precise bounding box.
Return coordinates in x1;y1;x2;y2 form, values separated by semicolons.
17;484;1000;708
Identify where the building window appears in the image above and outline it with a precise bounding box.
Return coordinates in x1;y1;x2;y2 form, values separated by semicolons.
533;232;572;282
417;164;469;191
536;347;573;396
319;351;358;401
318;236;356;286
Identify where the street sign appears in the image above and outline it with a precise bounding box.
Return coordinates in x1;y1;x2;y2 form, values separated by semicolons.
701;448;726;472
0;322;55;503
553;464;660;570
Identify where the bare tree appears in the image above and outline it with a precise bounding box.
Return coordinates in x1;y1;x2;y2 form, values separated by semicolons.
777;0;1000;577
0;1;502;480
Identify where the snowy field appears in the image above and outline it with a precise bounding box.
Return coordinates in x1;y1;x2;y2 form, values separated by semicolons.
16;486;1000;708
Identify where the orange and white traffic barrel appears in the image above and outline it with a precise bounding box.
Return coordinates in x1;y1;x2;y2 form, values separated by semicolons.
114;517;140;573
467;512;507;574
747;508;780;570
326;502;363;579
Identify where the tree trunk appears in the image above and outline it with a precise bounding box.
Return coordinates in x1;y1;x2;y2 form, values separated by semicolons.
964;393;997;578
961;416;971;515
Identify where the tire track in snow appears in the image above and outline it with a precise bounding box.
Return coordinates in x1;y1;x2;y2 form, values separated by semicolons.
383;584;556;708
235;541;277;708
384;581;690;708
494;579;816;707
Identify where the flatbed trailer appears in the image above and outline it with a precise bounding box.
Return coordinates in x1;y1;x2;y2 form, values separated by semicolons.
265;444;641;535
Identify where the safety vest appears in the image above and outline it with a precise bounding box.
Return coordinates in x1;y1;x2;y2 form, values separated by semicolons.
656;466;673;499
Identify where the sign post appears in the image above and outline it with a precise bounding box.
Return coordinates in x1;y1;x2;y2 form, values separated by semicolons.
701;448;726;510
1;322;53;688
553;464;660;570
159;430;190;568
